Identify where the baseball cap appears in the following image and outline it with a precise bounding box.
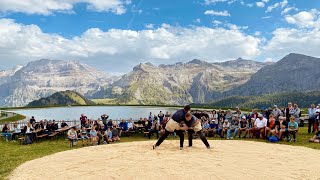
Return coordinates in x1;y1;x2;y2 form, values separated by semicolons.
258;114;263;118
224;119;228;122
241;116;246;119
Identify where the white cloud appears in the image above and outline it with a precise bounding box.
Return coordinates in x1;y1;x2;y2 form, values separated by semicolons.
204;10;231;16
263;28;320;60
204;0;228;5
262;16;272;19
145;24;154;29
285;10;320;28
0;18;261;73
281;7;298;15
212;20;222;25
194;18;201;23
254;31;261;36
240;1;253;7
256;2;265;8
262;0;269;3
0;0;131;15
266;0;288;13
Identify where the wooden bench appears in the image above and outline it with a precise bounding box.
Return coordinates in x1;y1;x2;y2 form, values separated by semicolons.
36;134;48;142
48;132;59;141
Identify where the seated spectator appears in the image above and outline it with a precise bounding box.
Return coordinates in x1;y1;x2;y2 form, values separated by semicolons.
119;119;128;137
265;114;276;138
52;120;58;130
222;120;230;138
288;116;299;142
202;120;210;136
227;116;239;140
12;123;21;142
90;126;98;145
80;114;87;127
148;121;159;139
279;116;289;141
238;116;247;138
127;119;134;136
104;127;113;143
67;127;77;147
24;123;35;142
309;124;320;143
208;120;217;137
79;127;89;146
1;124;11;141
254;114;267;139
61;120;68;128
111;126;120;142
215;120;223;138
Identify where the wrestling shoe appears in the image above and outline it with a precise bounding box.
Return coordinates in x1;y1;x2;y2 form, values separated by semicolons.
153;145;159;150
180;147;183;150
207;146;211;149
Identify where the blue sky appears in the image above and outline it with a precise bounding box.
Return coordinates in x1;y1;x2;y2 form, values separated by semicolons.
0;0;319;74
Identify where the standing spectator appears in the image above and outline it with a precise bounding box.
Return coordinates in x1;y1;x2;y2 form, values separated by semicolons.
290;103;301;123
202;120;210;136
254;114;267;139
285;102;293;122
272;105;281;120
52;120;58;130
80;114;87;127
29;116;36;125
158;111;165;125
148;112;154;121
107;119;113;128
250;109;259;120
308;104;317;133
288;116;299;142
101;114;109;126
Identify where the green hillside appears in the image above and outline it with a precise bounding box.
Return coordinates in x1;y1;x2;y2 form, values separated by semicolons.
194;91;320;109
27;90;96;107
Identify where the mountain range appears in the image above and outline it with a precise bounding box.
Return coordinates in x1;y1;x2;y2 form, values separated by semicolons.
0;53;318;107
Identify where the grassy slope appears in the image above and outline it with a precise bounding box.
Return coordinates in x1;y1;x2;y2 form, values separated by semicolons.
1;127;320;180
0;114;26;124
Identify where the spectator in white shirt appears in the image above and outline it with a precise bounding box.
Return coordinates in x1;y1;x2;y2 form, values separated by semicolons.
127;118;134;136
254;114;267;139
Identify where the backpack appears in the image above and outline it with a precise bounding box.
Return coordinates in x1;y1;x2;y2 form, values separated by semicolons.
269;136;278;143
23;135;33;145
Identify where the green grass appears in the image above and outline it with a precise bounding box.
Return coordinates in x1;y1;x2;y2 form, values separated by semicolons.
0;114;26;124
0;127;319;180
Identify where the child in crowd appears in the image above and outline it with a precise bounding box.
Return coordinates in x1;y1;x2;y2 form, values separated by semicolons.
222;120;230;138
90;126;98;145
67;127;77;147
80;127;89;146
288;116;299;142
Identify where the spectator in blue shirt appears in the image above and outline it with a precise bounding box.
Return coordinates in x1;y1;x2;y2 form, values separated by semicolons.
288;116;299;142
119;119;128;137
308;104;317;133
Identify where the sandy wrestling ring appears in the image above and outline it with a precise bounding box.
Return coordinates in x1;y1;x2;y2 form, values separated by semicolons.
10;140;320;180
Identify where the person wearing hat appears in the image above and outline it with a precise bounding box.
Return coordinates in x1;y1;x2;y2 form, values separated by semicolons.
222;119;230;138
238;116;248;138
254;114;267;139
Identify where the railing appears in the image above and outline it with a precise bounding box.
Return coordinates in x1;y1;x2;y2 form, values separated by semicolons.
0;119;132;130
